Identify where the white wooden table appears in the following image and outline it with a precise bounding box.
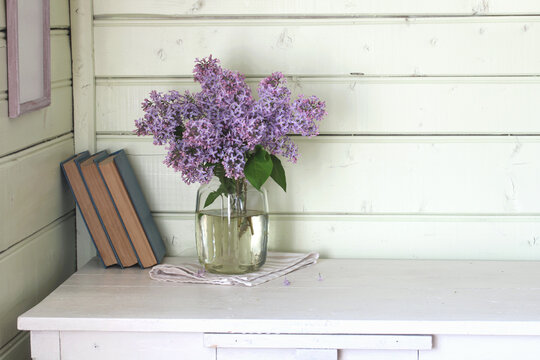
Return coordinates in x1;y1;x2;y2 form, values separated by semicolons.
18;257;540;359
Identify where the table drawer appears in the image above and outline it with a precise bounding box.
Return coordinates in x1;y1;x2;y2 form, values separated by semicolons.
57;331;214;360
217;348;420;360
205;333;432;360
420;335;540;360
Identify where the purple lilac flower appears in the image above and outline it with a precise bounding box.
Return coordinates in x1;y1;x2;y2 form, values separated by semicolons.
134;55;327;185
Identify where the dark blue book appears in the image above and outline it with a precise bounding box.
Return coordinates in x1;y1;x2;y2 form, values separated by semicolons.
98;150;166;267
60;152;120;267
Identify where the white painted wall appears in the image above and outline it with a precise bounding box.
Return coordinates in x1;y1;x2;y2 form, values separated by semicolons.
75;0;540;266
0;1;75;358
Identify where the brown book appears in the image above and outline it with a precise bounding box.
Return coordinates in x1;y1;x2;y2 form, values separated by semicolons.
80;152;138;267
61;152;118;267
98;154;158;268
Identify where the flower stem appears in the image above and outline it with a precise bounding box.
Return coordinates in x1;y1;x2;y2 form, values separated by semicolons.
232;178;254;237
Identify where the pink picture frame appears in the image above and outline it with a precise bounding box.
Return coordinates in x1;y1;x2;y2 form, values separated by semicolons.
7;0;51;118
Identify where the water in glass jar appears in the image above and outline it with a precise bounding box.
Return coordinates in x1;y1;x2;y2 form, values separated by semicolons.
196;209;268;274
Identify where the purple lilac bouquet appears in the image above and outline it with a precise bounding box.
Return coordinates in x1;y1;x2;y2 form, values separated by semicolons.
135;56;326;206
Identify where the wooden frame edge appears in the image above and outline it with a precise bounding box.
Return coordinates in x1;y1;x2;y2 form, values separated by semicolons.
7;0;51;118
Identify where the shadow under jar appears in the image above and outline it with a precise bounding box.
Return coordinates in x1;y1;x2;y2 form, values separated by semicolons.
196;177;269;274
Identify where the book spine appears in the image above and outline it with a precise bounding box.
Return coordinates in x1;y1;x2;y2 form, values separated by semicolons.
60;152;116;268
75;151;124;268
96;156;143;268
113;150;167;263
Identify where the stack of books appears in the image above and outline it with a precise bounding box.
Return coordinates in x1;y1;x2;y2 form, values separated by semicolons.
61;149;166;268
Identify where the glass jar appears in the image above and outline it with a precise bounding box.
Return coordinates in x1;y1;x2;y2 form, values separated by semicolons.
195;177;269;274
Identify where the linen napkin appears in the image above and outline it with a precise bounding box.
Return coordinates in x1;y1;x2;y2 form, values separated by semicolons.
149;252;319;287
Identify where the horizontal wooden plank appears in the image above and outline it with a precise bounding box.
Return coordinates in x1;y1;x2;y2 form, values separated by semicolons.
0;85;73;157
50;31;73;86
153;213;540;260
0;135;74;253
93;0;540;16
96;77;540;134
0;332;29;360
96;135;540;214
50;0;71;28
0;214;75;350
94;17;540;77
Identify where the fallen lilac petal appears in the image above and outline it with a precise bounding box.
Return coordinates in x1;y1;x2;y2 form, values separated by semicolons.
196;269;206;277
318;272;323;281
283;278;291;286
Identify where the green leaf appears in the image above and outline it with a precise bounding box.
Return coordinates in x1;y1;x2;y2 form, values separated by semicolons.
204;184;225;208
244;146;273;190
212;163;225;178
270;155;287;192
209;163;235;194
